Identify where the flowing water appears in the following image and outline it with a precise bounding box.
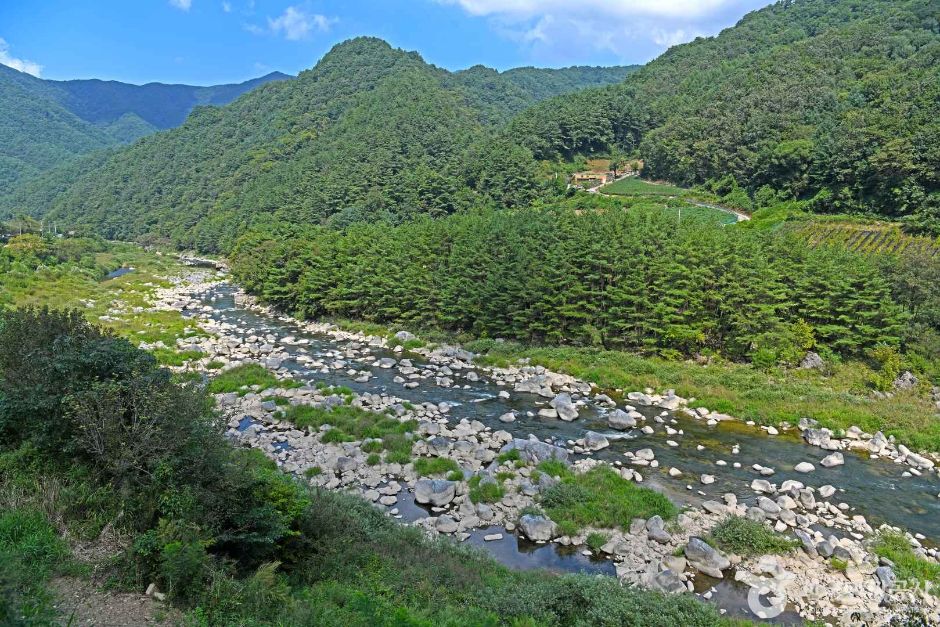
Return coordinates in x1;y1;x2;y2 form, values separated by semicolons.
194;283;940;622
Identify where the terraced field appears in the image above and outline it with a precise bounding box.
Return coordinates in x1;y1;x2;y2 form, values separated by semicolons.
797;221;940;256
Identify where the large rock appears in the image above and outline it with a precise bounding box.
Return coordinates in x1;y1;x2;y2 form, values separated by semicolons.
794;462;815;473
607;409;637;430
820;452;845;468
394;330;417;343
549;393;579;421
518;515;557;542
684;537;731;578
893;371;918;391
643;569;688;594
646;515;672;544
500;438;569;465
800;351;825;370
582;431;610;451
415;479;456;507
875;566;896;590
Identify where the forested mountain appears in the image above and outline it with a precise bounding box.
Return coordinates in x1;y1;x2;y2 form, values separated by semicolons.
52;71;292;129
0;63;290;194
511;0;940;228
0;63;115;195
2;38;633;251
450;64;637;124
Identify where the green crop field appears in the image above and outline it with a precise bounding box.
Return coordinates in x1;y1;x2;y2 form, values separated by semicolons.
600;177;686;196
796;222;940;257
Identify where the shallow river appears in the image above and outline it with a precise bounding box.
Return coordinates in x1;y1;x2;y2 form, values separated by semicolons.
194;283;939;622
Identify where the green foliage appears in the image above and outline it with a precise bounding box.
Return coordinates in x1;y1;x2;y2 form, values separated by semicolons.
0;508;69;625
284;404;416;461
872;532;940;591
601;178;685;197
586;532;609;552
206;364;298;395
412;457;460;477
468;476;505;504
0;63;286;197
539;466;677;534
231;206;908;363
496;449;521;464
707;517;799;557
868;344;904;392
512;0;940;225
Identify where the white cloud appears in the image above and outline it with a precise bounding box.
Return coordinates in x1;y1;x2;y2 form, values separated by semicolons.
442;0;735;20
0;38;42;77
436;0;762;63
222;1;232;12
267;6;335;40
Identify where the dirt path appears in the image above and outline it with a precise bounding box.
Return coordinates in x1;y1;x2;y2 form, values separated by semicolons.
50;577;181;627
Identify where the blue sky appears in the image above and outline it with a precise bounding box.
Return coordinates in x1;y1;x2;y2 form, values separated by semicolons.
0;0;771;85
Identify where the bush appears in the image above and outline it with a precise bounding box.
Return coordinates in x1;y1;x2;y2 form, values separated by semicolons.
540;466;677;534
872;531;940;590
468;476;505;504
412;457;460;477
0;508;69;625
707;516;798;556
586;532;608;552
206;364;296;395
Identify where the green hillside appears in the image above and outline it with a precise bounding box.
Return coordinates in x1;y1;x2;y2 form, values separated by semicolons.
0;63;115;194
1;41;633;250
0;63;290;196
511;0;940;229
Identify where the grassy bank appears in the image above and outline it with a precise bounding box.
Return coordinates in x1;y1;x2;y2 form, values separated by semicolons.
474;342;940;452
0;239;209;366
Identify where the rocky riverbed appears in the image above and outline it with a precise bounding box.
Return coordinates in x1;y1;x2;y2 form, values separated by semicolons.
126;265;940;624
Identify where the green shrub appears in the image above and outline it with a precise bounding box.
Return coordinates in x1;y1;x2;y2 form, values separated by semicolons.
707;516;798;556
496;449;521;464
468;476;505;504
0;508;69;625
872;531;940;590
540;466;677;534
366;453;381;466
206;363;297;395
412;457;460;477
586;532;608;552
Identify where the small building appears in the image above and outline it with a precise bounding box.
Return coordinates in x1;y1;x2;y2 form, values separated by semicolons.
571;172;609;188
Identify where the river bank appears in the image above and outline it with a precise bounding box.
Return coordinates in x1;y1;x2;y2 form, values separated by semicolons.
137;262;940;624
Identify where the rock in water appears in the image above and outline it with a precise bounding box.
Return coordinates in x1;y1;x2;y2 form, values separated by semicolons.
607;409;637;430
414;479;456;506
518;515;557;542
549;393;579;421
794;462;815;473
820;452;844;468
583;431;610;451
684;537;731;578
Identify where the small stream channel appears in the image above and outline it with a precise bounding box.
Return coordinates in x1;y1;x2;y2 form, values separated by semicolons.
192;283;939;623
